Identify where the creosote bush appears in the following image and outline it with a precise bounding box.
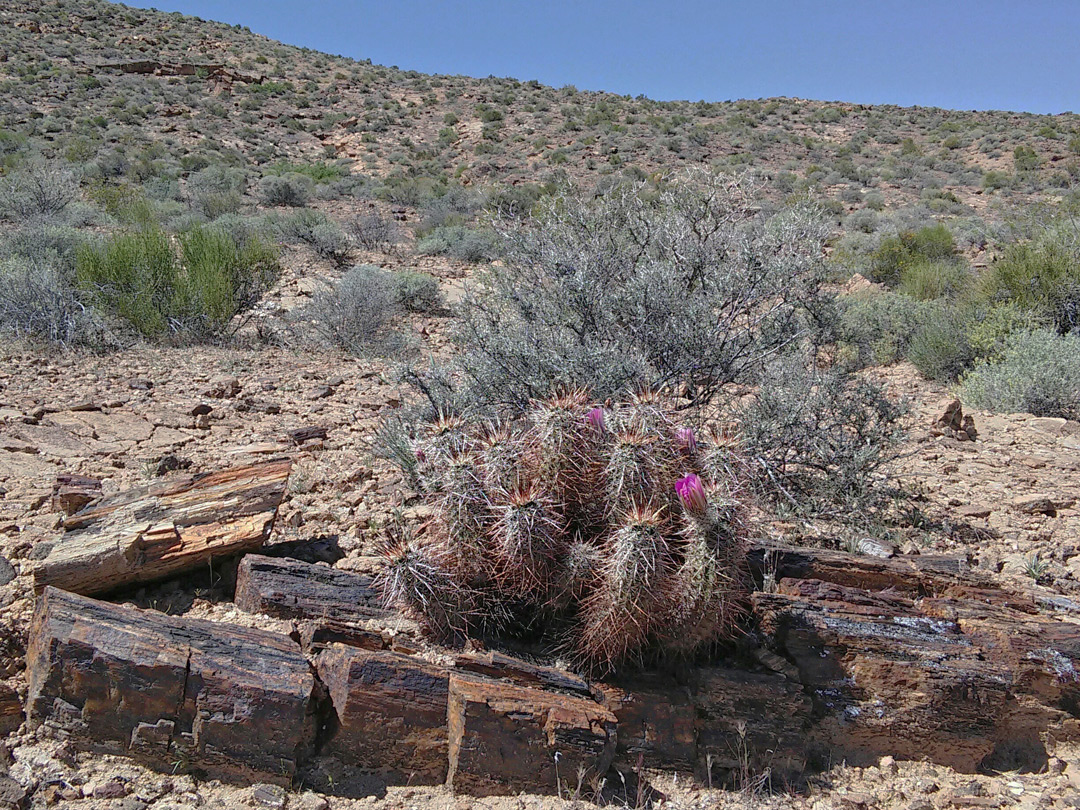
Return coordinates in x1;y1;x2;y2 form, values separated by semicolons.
375;390;749;674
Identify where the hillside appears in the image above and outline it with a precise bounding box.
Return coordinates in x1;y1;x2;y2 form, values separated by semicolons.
3;0;1080;222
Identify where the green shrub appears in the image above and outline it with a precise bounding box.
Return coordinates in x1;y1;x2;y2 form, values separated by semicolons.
2;160;78;220
76;223;279;340
0;258;110;348
270;209;350;265
961;329;1080;419
867;223;958;286
187;165;247;219
407;170;830;411
838;291;926;367
262;160;349;182
898;258;972;300
394;270;443;313
980;238;1080;333
966;301;1045;361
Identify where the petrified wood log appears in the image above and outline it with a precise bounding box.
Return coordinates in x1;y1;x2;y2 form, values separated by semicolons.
753;577;1080;772
234;554;389;623
446;673;617;797
315;646;450;785
50;474;102;516
34;460;291;596
26;587;315;785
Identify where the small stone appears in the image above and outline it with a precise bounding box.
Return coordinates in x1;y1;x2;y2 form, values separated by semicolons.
309;385;334;400
128;379;154;391
879;755;898;775
93;778;129;799
0;557;13;587
249;783;285;809
0;776;30;809
1047;756;1065;774
293;792;329;810
957;505;992;519
204;377;241;399
1010;494;1056;515
190;403;213;417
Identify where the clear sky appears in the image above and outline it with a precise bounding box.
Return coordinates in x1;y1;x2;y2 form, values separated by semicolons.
122;0;1077;115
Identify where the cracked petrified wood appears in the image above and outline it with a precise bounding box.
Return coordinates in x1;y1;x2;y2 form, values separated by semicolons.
446;672;617;796
316;646;450;785
26;587;315;785
34;460;292;596
235;554;390;623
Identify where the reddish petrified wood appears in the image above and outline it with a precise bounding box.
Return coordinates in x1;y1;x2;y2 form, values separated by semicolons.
315;646;450;785
446;673;617;797
753;577;1080;772
35;461;292;596
26;587;315;785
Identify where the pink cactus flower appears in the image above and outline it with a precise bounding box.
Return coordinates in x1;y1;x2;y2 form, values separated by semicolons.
675;427;697;455
585;407;605;432
675;473;707;516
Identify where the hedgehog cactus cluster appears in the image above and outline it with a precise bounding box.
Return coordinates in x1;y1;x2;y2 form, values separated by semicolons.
375;390;750;673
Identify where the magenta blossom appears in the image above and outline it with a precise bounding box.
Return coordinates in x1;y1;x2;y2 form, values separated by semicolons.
585;407;605;432
675;427;697;455
675;473;707;516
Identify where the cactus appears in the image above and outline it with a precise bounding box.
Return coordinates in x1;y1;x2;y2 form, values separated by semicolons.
376;391;750;673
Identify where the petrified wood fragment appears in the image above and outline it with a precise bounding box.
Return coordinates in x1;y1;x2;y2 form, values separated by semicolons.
34;460;291;596
26;587;315;785
315;646;449;785
753;577;1080;772
234;554;389;623
446;673;617;797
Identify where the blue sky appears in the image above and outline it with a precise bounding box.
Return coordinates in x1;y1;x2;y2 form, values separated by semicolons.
123;1;1077;114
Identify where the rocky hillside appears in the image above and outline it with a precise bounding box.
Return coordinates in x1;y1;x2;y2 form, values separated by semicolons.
4;0;1080;222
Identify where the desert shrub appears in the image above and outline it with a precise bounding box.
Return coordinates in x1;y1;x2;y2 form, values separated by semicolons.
961;329;1080;419
422;171;829;410
0;223;86;275
837;290;925;367
258;173;311;207
394;270;443;313
75;223;280;340
1;160;79;220
0;259;110;348
966;301;1046;361
375;391;748;672
737;353;906;515
868;222;958;286
897;258;972;300
271;209;350;265
346;209;402;251
186;164;247;219
415;225;499;263
304;264;404;354
980;236;1080;334
263;160;349;183
907;303;975;381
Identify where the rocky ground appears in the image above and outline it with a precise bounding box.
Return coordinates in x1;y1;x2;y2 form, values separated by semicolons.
1;308;1079;808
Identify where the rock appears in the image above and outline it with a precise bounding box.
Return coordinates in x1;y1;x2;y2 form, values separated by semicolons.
249;783;285;809
957;505;992;519
92;778;130;799
879;755;898;775
26;587;315;785
292;792;329;810
128;379;154;391
316;647;450;785
288;426;328;445
1010;494;1057;515
446;673;616;797
0;557;13;587
204;377;241;399
0;684;21;735
50;474;102;516
0;776;29;810
190;403;213;417
932;400;977;441
153;454;192;476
